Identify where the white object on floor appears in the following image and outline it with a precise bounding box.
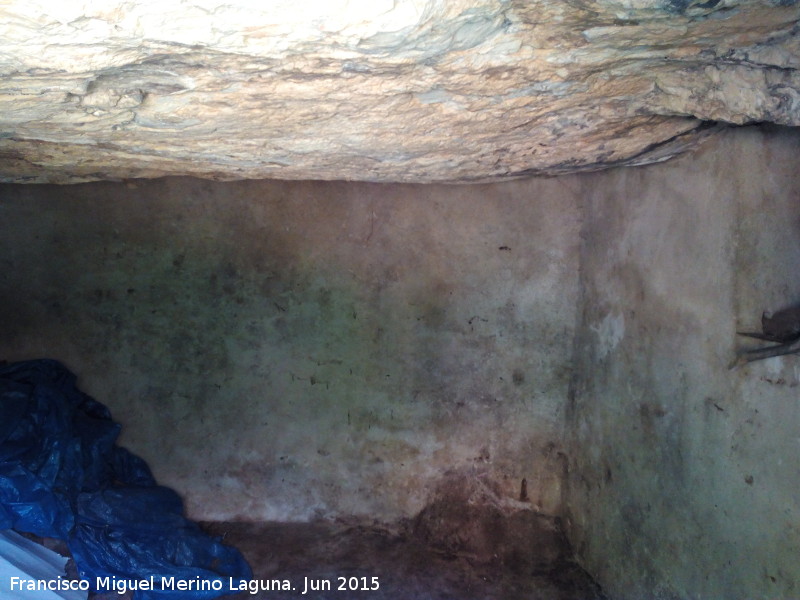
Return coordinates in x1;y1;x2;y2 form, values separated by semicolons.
0;529;87;600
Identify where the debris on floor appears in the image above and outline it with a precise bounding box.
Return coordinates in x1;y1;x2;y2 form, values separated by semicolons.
204;472;606;600
203;516;605;600
0;529;85;600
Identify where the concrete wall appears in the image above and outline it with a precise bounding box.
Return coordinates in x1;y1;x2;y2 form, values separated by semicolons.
0;177;580;522
565;125;800;599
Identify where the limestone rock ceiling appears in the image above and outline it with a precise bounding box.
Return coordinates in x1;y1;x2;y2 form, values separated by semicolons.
0;0;798;184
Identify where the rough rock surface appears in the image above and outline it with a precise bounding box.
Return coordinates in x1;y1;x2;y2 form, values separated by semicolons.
0;0;798;183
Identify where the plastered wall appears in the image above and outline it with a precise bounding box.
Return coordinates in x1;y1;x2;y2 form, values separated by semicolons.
2;125;797;599
0;177;580;522
565;125;800;599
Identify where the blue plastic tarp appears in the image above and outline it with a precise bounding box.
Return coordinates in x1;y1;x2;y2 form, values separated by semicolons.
0;359;252;599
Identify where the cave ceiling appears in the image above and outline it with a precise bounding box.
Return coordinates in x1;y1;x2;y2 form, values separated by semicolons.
1;0;798;184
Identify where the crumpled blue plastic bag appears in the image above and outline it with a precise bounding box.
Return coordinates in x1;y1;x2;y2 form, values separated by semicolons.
0;359;252;599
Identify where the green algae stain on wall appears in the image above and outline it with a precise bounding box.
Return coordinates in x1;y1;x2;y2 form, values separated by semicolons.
0;175;581;522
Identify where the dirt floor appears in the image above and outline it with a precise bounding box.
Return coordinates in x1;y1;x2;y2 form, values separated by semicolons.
25;473;607;600
204;511;607;600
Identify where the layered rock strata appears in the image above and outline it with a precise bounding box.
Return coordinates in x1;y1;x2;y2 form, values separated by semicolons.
0;0;798;183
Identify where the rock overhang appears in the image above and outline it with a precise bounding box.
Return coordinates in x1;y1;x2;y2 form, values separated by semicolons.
0;0;798;184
